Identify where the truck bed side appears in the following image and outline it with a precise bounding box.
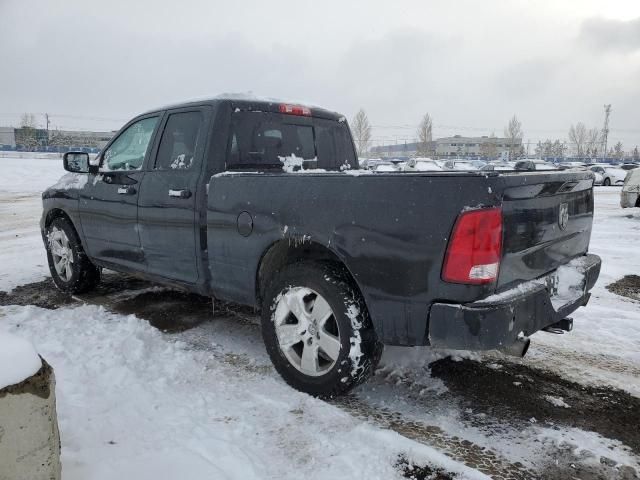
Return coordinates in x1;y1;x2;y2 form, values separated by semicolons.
206;169;594;346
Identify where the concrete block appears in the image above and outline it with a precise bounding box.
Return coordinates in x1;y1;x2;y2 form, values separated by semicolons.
0;359;61;480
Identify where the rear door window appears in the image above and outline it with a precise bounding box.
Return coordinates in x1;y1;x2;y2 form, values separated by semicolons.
227;111;355;170
155;111;204;170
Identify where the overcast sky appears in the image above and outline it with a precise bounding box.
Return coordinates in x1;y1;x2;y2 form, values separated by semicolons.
1;0;639;149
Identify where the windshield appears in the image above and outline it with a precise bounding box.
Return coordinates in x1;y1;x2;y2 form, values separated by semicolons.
227;111;357;171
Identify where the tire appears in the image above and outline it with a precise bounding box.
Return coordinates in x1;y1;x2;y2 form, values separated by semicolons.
45;217;101;294
261;262;383;397
603;177;611;186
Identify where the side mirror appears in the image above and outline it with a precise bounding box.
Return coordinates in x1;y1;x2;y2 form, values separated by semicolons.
63;152;89;173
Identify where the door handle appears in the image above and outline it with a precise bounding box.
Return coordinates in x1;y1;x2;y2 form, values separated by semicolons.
168;189;192;199
117;186;136;195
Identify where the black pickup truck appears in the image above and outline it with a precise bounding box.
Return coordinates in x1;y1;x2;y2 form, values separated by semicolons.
41;97;601;396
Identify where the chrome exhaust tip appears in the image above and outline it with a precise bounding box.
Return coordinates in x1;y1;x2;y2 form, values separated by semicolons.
500;337;531;358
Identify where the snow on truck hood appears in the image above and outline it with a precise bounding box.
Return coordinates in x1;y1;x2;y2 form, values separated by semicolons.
49;172;88;190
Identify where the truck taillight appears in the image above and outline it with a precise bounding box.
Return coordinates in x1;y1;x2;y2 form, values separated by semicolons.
442;207;503;285
279;104;311;116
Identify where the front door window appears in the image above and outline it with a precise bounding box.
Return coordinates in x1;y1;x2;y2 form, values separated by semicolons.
103;117;159;171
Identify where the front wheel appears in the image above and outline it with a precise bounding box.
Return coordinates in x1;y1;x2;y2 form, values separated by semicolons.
261;262;382;397
603;177;611;186
45;217;101;294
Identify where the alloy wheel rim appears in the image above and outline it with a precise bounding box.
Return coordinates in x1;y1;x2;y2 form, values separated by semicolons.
49;227;74;282
273;287;341;377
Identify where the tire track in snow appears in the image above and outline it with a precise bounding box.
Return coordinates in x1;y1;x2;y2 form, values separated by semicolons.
10;280;634;479
73;289;538;479
333;395;536;480
531;344;640;379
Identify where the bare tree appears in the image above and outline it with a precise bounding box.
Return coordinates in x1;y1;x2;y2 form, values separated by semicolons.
351;109;372;158
48;129;73;147
20;113;37;128
503;115;523;159
613;141;624;159
568;122;588;157
415;113;433;157
17;112;39;150
536;138;567;159
586;128;601;158
552;140;567;158
633;146;639;161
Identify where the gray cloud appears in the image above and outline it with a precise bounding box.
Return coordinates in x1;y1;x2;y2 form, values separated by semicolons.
0;0;639;147
497;58;563;100
580;17;640;53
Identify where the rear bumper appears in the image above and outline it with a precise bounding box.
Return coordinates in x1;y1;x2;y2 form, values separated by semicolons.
427;254;601;351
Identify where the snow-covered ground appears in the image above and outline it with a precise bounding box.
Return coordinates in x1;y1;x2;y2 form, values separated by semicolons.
1;156;639;479
522;187;640;395
0;329;41;389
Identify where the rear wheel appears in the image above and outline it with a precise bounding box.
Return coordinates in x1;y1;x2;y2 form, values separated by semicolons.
261;262;382;397
603;177;611;186
45;217;101;294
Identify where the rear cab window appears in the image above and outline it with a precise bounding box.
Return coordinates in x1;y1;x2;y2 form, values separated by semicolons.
226;110;356;171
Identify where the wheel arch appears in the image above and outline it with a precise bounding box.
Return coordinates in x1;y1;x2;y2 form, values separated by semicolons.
44;208;74;229
43;208;83;243
255;239;364;310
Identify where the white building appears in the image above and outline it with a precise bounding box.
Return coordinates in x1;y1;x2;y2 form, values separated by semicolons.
435;135;521;157
370;135;522;158
0;127;16;147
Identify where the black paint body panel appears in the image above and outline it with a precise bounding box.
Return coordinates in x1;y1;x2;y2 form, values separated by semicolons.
206;169;597;345
429;253;601;350
41;98;601;347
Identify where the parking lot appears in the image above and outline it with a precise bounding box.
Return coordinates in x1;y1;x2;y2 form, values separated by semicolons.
1;158;639;479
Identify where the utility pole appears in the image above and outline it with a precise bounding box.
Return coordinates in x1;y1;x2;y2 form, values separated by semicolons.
45;113;50;147
601;104;611;162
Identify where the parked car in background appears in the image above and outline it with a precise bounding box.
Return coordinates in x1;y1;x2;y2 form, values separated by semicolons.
402;158;443;171
442;159;489;171
362;158;406;171
359;158;384;170
488;161;516;171
372;161;399;172
592;170;604;185
620;163;640;171
557;161;587;170
514;159;558;171
589;165;627;186
621;168;640;208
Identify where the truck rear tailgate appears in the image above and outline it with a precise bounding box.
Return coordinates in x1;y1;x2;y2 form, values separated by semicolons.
496;175;595;291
